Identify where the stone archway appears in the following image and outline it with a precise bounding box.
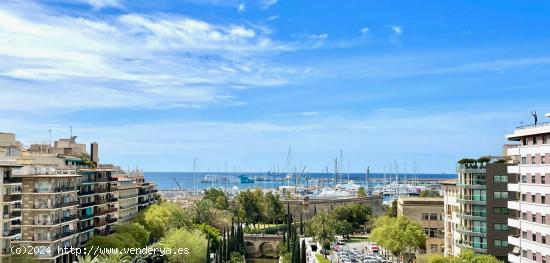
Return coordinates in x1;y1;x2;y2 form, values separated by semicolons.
244;241;257;257
258;242;276;258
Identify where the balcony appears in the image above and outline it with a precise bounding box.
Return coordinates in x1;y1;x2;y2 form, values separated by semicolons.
3;177;22;184
508;218;520;229
106;217;117;224
33;201;78;209
33;215;78;226
80;225;94;232
456;163;486;173
79;190;95;196
3;228;21;237
508;200;520;210
508;183;520;192
32;186;78;193
80;201;95;208
508;165;519;174
457;195;486;205
455;226;487;237
455;239;487;253
2;195;21;202
508;235;521;247
33;230;78;242
456;211;486;220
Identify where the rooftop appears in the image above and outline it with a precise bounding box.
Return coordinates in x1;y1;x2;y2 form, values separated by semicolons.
507;112;550;140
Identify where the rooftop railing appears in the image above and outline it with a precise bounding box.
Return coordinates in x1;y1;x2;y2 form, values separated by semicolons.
516;121;550;130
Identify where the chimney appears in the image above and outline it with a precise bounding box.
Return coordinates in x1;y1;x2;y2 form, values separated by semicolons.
90;142;99;164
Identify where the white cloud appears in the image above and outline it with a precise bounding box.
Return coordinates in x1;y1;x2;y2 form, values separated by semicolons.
360;27;370;35
390;25;403;35
300;111;319;116
307;33;328;40
0;2;300;111
260;0;277;9
237;2;246;13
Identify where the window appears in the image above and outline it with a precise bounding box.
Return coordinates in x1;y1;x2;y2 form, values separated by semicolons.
522;194;527;201
534;137;538;145
523;138;527;145
429;213;439;220
493;191;508;199
522;175;527;183
494;223;509;231
532;156;537;164
522;250;527;257
543;156;546;165
522;231;527;239
522;213;527;220
430;245;438;252
493;207;509;215
543;176;547;184
494;239;508;247
421;213;429;220
522;157;527;164
543;236;547;244
543;216;547;224
493;175;508;183
533;233;537;241
532;175;536;183
534;253;537;261
543;256;547;263
544;135;548;144
533;214;537;222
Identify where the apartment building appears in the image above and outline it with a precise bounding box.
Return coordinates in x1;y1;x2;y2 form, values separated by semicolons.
1;133;158;262
441;179;459;256
397;196;445;254
506;113;550;263
451;160;515;261
77;168;118;247
1;161;22;257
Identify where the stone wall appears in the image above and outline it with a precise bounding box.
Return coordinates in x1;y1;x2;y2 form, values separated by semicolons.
281;195;384;220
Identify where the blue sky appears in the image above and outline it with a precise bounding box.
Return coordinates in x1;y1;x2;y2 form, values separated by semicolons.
1;0;550;173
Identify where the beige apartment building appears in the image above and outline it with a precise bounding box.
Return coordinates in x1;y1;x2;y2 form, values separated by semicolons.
0;132;159;262
1;161;23;257
397;196;445;254
440;179;460;257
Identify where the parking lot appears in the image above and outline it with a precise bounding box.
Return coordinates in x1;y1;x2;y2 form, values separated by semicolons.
330;240;392;263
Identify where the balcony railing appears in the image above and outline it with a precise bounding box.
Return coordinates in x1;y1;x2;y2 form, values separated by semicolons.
33;201;78;209
3;228;21;237
455;239;487;252
457;195;486;204
3;177;22;184
80;202;95;208
516;121;550;130
34;230;78;242
2;195;21;202
456;226;487;237
456;211;487;220
79;190;95;195
33;215;78;225
33;186;78;193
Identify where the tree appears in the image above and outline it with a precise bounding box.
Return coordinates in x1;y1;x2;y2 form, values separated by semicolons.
97;254;131;263
357;186;366;197
198;223;221;252
300;239;307;263
115;224;150;247
203;188;230;210
420;190;441;197
236;190;263;227
264;191;284;224
330;203;372;230
131;250;167;263
190;199;214;225
5;253;40;263
158;228;207;263
76;255;97;263
334;220;353;240
370;216;426;263
310;210;335;257
424;250;501;263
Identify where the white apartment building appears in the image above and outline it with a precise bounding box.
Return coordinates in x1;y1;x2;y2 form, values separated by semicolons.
506;113;550;263
442;179;460;256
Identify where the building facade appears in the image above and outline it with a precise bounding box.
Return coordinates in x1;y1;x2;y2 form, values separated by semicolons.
441;179;460;257
506;115;550;263
451;161;515;261
0;133;158;262
397;196;445;254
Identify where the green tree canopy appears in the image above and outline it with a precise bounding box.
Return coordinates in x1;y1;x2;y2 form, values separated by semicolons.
370;216;426;262
115;223;150;247
420;190;441;197
264;191;284;224
203;188;229;210
357;186;366;197
236;189;264;226
310;210;335;253
158;228;207;263
424;250;501;263
330;203;372;230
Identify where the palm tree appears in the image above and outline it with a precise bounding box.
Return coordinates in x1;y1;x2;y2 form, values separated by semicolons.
76;255;98;263
311;210;335;258
96;254;131;263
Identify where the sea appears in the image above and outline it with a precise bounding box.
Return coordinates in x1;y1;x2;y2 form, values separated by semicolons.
143;172;457;191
